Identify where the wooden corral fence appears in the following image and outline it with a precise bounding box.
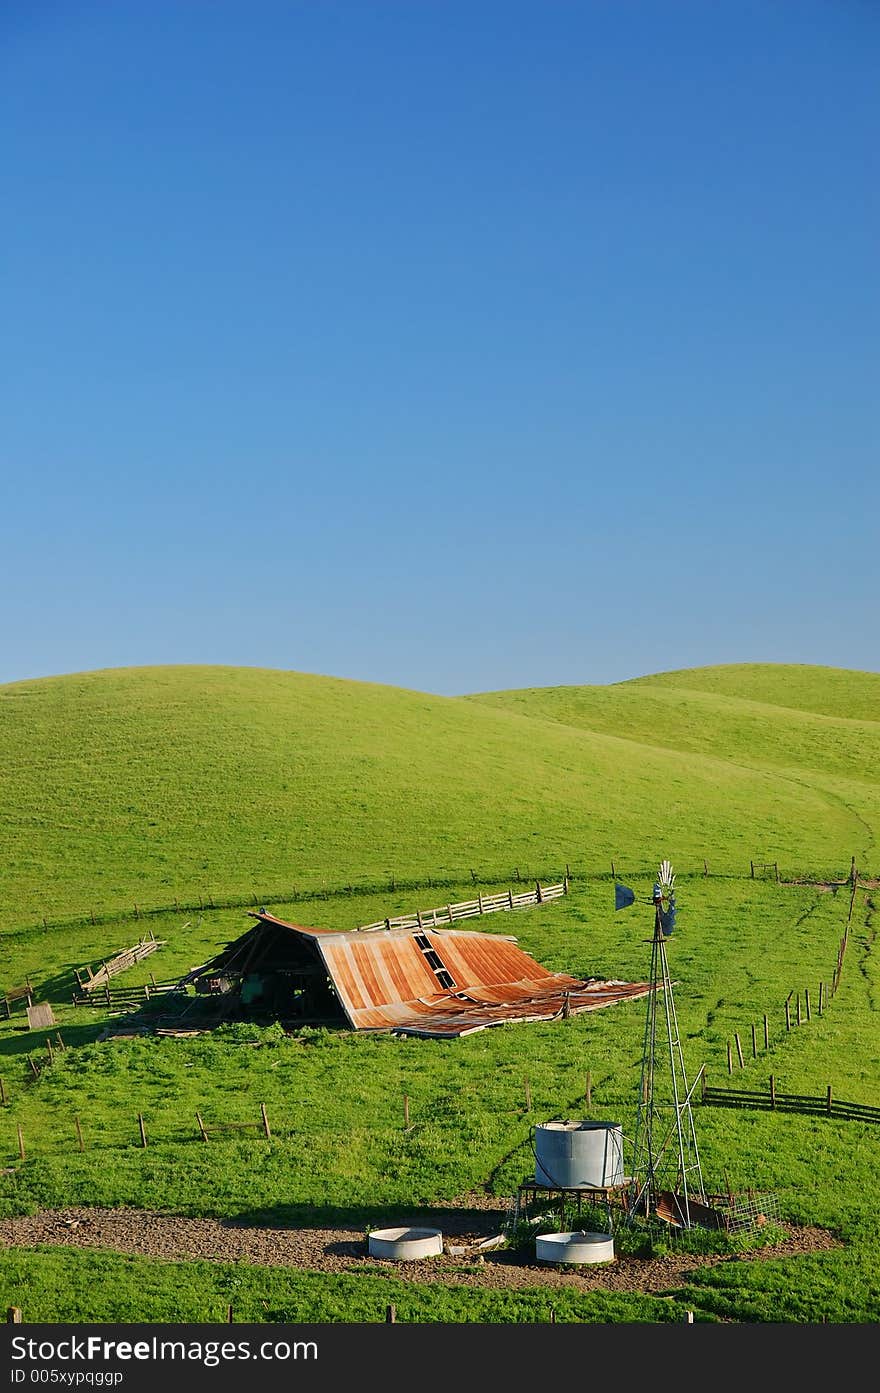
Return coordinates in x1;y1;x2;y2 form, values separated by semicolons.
72;980;185;1010
356;879;568;933
74;931;167;993
2;981;35;1017
701;1073;880;1125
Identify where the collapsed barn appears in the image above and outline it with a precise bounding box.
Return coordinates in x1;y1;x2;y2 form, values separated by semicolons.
180;909;654;1038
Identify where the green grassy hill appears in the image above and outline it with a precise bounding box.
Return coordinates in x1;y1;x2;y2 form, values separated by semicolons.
468;662;880;876
0;661;878;1324
0;663;876;936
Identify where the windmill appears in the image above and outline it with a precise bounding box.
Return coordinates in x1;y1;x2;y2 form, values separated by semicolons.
615;860;707;1228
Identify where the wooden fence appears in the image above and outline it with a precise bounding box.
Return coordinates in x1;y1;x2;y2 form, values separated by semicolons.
2;982;34;1017
701;1075;880;1125
74;931;166;993
72;980;185;1010
356;880;568;933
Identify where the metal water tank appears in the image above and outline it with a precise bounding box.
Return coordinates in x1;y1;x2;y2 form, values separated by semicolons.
536;1231;615;1265
534;1120;624;1188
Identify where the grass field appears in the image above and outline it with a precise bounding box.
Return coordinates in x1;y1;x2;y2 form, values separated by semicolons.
1;663;875;936
0;662;877;1323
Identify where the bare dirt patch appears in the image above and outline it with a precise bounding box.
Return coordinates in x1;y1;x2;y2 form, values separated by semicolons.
0;1198;843;1295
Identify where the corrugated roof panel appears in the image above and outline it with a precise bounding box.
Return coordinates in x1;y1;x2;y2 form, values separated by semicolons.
243;911;653;1038
342;978;655;1037
429;931;556;989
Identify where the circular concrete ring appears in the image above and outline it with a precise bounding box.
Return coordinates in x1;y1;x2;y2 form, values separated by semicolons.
535;1231;615;1265
368;1226;444;1260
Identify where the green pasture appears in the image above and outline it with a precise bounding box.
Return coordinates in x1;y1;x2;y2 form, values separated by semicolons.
0;664;874;937
0;1246;688;1324
0;874;877;1321
0;662;877;1323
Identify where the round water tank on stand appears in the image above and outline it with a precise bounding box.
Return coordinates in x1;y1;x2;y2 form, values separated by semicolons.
534;1121;624;1189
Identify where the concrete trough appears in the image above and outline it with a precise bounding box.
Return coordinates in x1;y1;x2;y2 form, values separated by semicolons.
367;1226;444;1261
535;1231;615;1265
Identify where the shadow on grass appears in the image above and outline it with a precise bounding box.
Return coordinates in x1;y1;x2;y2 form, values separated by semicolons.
0;1020;108;1060
220;1200;509;1234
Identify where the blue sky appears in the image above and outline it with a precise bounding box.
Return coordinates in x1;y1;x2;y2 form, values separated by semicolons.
2;1;877;695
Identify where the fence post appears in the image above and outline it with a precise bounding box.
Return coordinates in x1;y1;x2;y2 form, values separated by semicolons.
260;1103;271;1139
17;1124;25;1160
535;881;543;904
585;1071;592;1108
0;1079;5;1106
805;988;811;1022
769;1076;776;1110
750;861;755;879
75;1116;84;1152
826;1085;833;1116
751;1023;757;1059
796;995;802;1027
727;1041;732;1074
785;999;791;1032
763;1014;769;1050
403;1095;410;1129
386;1304;397;1324
7;1308;22;1323
818;982;824;1015
196;1112;208;1141
524;1077;532;1112
734;1033;744;1068
138;1114;147;1147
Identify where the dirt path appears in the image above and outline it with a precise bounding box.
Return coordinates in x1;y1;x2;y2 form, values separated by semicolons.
0;1199;843;1296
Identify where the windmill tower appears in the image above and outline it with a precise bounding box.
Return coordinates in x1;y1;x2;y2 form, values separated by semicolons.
626;860;707;1228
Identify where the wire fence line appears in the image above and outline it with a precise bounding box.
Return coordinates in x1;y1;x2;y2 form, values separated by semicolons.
0;855;868;944
721;865;872;1074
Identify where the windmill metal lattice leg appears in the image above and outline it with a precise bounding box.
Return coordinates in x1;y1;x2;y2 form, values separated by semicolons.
627;862;706;1228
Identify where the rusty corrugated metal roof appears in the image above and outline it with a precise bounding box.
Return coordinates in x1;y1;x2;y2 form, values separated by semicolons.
246;911;653;1038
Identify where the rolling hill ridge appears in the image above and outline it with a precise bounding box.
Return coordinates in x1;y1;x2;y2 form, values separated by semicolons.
0;662;875;933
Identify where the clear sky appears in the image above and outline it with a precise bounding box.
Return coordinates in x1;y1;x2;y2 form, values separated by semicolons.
2;1;877;695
